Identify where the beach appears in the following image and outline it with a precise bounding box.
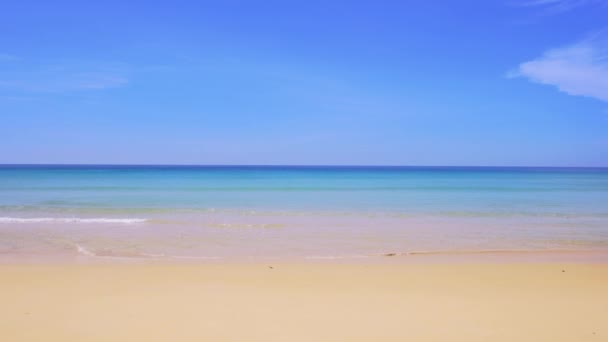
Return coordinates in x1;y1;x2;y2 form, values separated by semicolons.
1;262;607;341
3;0;607;339
1;166;607;340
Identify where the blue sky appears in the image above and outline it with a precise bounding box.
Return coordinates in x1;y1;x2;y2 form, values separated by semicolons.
1;0;607;166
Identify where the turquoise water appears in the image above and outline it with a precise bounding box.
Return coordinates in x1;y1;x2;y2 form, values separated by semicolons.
1;165;607;260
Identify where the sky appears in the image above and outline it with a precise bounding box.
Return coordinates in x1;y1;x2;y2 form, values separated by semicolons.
1;0;607;166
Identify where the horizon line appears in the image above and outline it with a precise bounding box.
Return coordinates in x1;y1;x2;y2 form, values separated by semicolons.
0;163;607;169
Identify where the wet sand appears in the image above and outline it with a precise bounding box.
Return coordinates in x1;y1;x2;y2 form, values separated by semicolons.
1;262;607;341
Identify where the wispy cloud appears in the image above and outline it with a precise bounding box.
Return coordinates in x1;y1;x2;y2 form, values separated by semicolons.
518;0;608;13
0;63;128;92
509;32;608;102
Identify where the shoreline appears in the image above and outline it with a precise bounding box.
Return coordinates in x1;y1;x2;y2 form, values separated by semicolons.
2;248;608;265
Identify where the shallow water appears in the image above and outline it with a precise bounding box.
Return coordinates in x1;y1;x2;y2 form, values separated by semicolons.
1;165;607;260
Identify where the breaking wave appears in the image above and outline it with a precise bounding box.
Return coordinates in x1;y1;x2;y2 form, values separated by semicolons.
0;217;147;224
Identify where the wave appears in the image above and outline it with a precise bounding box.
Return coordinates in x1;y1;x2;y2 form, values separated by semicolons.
2;205;607;219
0;217;147;224
75;244;96;256
305;255;370;260
73;244;220;260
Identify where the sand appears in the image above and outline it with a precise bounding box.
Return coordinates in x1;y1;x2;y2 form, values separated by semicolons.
1;262;607;341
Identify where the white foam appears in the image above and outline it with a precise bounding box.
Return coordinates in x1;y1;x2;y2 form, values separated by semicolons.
75;244;96;256
0;217;147;224
305;255;370;260
168;255;221;260
73;247;221;260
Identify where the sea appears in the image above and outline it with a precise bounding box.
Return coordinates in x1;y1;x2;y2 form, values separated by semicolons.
1;165;607;261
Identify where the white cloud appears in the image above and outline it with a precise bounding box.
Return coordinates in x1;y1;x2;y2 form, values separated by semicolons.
510;33;608;102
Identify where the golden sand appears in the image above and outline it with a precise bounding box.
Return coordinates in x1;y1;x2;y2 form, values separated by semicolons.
1;263;607;341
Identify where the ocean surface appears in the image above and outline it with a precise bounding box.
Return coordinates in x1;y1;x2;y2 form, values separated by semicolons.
1;165;607;261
